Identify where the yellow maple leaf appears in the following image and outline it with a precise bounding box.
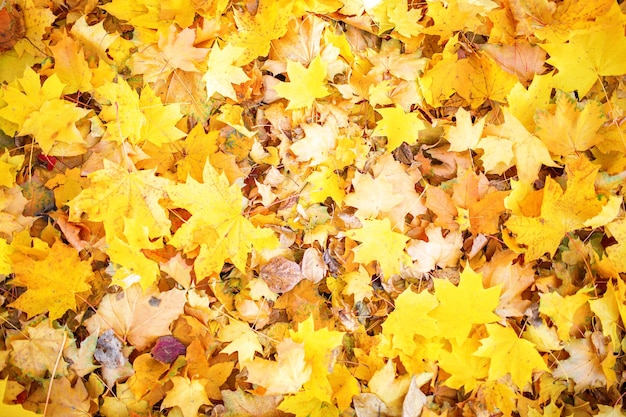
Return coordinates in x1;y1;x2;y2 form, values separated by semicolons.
422;0;490;41
9;240;92;320
595;405;626;417
328;363;360;411
0;150;24;188
345;218;410;279
419;36;459;107
278;389;339;417
48;31;92;94
274;55;330;110
368;360;411;416
505;155;604;261
203;42;250;100
174;124;219;182
218;320;263;363
541;24;626;97
161;376;210;417
138;85;186;147
507;72;553;131
387;0;424;38
125;353;169;401
0;68;89;155
539;287;593;342
446;108;485;152
130;25;209;84
382;287;440;355
95;79;145;144
340;266;373;303
13;0;56;58
106;233;161;290
535;91;605;158
0;237;11;275
167;162;279;277
20;97;90;156
527;0;614;42
601;220;626;274
229;0;293;65
306;166;346;205
438;338;490;392
9;319;70;379
589;281;623;344
68;160;172;240
373;105;425;150
481;110;557;183
289;316;344;402
429;265;501;341
70;16;118;64
245;338;312;395
455;52;518;108
474;323;549;389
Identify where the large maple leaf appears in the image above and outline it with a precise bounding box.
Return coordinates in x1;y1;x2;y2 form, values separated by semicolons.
535;91;605;158
541;24;626;96
203;42;250;100
505;155;604;261
345;218;410;279
68;160;172;240
474;323;549;390
130;25;208;84
167;163;279;278
245;338;312;395
273;55;330;110
9;240;92;320
0;68;89;155
429;265;501;341
9;319;70;379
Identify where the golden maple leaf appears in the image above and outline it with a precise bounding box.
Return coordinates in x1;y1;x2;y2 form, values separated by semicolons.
273;55;330;110
429;265;501;342
9;240;92;320
203;42;250;100
167;162;279;278
505;155;604;261
474;323;549;390
68;160;172;240
541;24;626;96
345;218;410;279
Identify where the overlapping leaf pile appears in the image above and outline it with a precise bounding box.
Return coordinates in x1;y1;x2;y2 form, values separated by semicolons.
1;0;626;416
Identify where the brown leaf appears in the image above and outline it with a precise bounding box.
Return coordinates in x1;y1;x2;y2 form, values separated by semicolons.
259;256;303;294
